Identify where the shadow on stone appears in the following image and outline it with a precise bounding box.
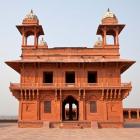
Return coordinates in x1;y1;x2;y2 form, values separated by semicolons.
124;122;140;128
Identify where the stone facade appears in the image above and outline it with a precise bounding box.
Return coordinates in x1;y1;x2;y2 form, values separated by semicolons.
6;10;135;128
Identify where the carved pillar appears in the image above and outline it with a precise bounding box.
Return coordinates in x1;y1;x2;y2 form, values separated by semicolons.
34;28;38;48
37;89;40;120
118;89;121;99
128;110;131;119
114;89;117;99
19;90;23;121
101;89;104;100
79;99;84;121
25;90;27;100
137;109;140;119
106;89;109;99
69;102;72;120
83;90;86;120
55;89;57;101
21;63;25;84
102;28;106;47
22;30;25;46
110;89;113;100
29;90;31;100
115;29;119;46
60;90;62;121
33;90;35;100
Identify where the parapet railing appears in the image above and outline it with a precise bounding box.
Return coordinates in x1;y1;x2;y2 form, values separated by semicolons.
10;82;131;90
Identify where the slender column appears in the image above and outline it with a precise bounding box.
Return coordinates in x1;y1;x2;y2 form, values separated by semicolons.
101;89;104;100
60;90;62;121
110;89;113;100
37;89;39;99
33;90;35;100
25;37;27;46
25;90;27;100
115;29;119;46
128;110;131;119
79;89;81;100
106;89;109;99
34;28;38;48
21;89;23;100
83;90;86;120
19;90;23;121
29;90;31;100
65;108;66;120
21;63;24;83
137;109;140;119
37;89;40;120
102;28;106;47
114;89;117;99
69;102;72;120
76;106;78;120
22;33;25;46
55;89;57;101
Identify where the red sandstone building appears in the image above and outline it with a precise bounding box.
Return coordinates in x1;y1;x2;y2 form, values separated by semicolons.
6;9;136;128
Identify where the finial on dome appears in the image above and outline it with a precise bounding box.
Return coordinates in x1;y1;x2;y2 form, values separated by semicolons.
24;9;38;20
107;8;110;12
101;9;118;24
31;9;33;14
22;9;39;25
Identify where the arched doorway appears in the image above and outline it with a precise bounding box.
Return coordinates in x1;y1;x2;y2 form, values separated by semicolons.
62;96;79;121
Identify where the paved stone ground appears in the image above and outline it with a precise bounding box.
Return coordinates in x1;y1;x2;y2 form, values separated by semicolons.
0;123;140;140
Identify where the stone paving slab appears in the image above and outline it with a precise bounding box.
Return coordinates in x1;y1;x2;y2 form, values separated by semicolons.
0;123;140;140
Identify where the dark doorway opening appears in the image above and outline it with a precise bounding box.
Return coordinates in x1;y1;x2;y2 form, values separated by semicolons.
62;96;79;121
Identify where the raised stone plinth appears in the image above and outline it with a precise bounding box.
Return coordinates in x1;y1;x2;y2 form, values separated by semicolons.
49;121;92;129
98;121;123;128
18;120;43;128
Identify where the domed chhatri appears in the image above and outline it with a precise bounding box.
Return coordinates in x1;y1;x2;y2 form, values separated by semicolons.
94;37;102;47
101;8;118;25
40;37;48;47
22;10;39;25
25;9;38;20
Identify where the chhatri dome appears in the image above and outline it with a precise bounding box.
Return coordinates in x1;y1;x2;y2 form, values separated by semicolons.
39;37;48;47
25;9;38;20
94;37;102;47
101;8;118;24
22;10;39;25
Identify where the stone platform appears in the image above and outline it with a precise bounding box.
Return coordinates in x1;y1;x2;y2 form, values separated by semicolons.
49;121;93;128
0;123;140;140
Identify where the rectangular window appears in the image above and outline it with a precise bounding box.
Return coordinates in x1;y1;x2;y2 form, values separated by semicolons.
88;71;97;83
44;101;51;113
65;72;75;83
90;101;97;113
43;72;53;83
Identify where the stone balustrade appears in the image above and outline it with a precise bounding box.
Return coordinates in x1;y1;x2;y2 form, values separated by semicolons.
123;108;140;122
10;82;131;90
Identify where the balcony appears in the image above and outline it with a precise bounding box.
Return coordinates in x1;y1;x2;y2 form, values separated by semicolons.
10;82;132;91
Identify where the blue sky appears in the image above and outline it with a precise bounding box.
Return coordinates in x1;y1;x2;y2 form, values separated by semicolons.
0;0;140;115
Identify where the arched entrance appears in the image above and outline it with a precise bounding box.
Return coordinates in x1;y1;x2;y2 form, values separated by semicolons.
62;96;79;121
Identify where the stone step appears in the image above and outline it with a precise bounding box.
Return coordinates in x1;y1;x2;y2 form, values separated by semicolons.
49;121;93;129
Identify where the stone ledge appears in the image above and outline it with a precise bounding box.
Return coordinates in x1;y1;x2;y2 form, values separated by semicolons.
98;121;123;128
49;121;92;129
18;120;43;128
